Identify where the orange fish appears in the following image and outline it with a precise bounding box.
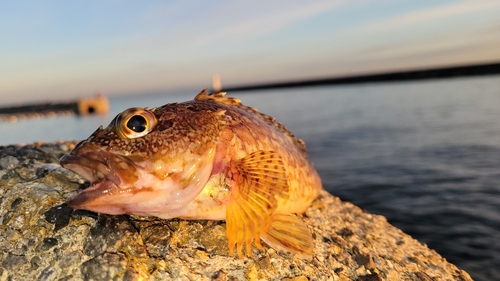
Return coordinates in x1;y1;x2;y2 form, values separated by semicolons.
60;90;322;257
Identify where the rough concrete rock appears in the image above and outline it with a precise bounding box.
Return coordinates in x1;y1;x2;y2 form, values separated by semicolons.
0;142;473;281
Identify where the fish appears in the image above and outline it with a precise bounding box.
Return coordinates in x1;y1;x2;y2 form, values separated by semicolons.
60;90;323;257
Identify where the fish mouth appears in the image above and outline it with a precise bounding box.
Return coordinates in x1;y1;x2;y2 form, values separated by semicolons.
60;144;138;211
60;152;121;186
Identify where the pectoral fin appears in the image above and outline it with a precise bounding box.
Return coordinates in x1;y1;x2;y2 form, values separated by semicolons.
226;150;289;257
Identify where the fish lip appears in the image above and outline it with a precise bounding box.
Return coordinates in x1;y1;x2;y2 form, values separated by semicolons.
60;152;121;187
66;179;121;211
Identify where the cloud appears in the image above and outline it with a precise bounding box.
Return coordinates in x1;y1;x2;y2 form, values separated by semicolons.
358;0;500;33
315;0;500;71
120;0;350;49
191;0;348;44
80;0;351;78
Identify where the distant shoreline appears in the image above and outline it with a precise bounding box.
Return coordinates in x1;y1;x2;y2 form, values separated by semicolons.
218;61;500;92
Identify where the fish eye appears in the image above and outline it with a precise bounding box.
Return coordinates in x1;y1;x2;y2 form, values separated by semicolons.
127;115;147;132
115;108;157;138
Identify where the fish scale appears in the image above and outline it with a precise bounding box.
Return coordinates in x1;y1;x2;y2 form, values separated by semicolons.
60;89;322;257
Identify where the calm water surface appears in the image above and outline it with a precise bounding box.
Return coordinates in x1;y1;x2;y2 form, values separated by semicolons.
2;75;500;281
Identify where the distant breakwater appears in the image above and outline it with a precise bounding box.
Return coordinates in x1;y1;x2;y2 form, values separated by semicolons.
0;95;109;122
218;61;500;92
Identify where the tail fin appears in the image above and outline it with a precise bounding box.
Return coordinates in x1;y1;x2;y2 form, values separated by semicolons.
261;213;314;257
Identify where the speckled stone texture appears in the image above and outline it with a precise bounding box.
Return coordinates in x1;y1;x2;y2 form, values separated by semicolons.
0;142;472;281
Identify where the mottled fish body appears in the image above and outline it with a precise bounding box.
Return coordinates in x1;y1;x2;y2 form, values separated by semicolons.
60;90;322;257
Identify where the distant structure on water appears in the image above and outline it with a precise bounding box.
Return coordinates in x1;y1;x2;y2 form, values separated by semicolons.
0;94;109;122
212;74;222;92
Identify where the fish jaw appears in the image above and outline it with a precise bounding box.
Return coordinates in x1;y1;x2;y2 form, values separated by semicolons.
65;167;213;217
66;179;126;215
60;143;216;218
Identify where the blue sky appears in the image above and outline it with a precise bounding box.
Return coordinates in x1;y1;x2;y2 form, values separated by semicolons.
1;0;499;105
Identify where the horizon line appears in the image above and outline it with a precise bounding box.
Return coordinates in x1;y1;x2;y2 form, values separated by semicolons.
216;61;500;93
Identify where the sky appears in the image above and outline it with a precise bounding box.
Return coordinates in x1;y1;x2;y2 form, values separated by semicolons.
1;0;499;105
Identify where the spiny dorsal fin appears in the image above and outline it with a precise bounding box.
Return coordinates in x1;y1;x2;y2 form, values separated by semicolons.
195;89;308;156
195;89;242;106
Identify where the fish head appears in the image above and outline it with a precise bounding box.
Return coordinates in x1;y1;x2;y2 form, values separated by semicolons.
60;103;227;217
